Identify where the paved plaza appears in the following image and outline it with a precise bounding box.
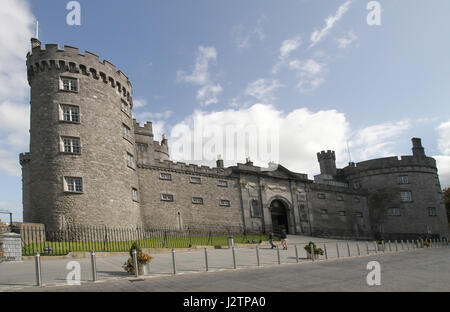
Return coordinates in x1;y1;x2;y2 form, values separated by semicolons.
0;235;448;292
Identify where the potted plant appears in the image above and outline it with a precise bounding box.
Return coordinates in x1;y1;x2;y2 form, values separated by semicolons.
123;242;152;276
304;241;324;260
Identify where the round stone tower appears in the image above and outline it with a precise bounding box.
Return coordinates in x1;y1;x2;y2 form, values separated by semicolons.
21;39;142;230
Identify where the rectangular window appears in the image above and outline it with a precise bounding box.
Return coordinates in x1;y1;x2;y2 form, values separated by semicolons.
60;105;80;123
353;197;360;203
190;177;202;184
121;100;129;115
159;173;172;180
317;193;326;199
339;211;346;217
122;123;132;141
320;209;328;216
137;143;148;152
336;195;344;201
398;176;409;184
400;191;412;202
125;153;135;169
60;77;78;92
219;199;230;207
132;188;139;202
64;177;83;193
192;197;204;205
218;180;228;187
388;208;401;216
161;194;174;202
353;182;361;190
61;137;81;154
355;212;363;218
428;207;437;217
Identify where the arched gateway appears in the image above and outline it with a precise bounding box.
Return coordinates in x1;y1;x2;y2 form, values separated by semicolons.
270;199;290;234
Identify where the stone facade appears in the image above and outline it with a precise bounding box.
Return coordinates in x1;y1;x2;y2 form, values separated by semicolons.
0;233;22;261
20;40;450;240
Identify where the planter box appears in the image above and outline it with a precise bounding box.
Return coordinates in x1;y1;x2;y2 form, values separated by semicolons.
137;263;151;276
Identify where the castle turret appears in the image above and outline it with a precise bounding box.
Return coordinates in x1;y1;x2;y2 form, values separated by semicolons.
412;137;425;158
22;40;141;230
317;150;337;176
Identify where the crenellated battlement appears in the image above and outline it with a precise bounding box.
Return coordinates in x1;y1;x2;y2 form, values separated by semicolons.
317;150;336;161
19;153;31;166
133;120;153;137
26;40;133;106
139;159;233;178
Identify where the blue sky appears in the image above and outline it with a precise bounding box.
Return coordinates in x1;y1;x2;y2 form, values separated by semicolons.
0;0;449;222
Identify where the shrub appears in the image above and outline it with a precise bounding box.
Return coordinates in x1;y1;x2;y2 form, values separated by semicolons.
304;241;324;255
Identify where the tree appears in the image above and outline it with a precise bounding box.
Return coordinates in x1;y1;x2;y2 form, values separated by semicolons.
444;188;450;224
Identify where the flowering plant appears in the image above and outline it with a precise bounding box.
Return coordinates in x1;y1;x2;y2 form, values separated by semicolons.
304;241;324;255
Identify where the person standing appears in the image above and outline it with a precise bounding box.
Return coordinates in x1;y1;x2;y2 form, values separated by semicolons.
280;229;288;250
269;232;276;249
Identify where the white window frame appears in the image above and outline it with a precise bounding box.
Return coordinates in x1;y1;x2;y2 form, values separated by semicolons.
121;99;129;115
60;136;81;154
132;188;139;202
398;176;409;184
190;176;202;184
125;152;135;169
219;199;230;207
428;207;437;217
336;195;344;201
400;191;412;202
161;194;174;202
159;173;172;180
122;123;132;141
192;197;204;205
59;104;80;123
64;177;83;193
60;77;78;92
388;208;401;216
354;212;363;218
218;180;228;187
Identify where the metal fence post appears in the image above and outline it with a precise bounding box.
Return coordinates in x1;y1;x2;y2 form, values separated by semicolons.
356;242;360;256
366;241;369;255
388;240;392;252
132;249;139;278
256;246;261;266
277;245;281;264
90;250;97;282
324;243;328;260
204;248;209;272
336;243;340;258
172;248;177;274
35;252;42;287
401;240;404;250
295;245;299;263
346;242;351;257
374;241;378;254
232;247;237;269
395;240;398;252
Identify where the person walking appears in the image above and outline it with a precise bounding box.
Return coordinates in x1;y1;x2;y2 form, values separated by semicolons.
269;232;276;249
280;229;288;250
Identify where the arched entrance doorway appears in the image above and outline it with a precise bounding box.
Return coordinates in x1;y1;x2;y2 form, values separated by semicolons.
270;199;289;234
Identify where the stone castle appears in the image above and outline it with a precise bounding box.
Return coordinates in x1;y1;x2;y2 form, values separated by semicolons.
20;39;449;240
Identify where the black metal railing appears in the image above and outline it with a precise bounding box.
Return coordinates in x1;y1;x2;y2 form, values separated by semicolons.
19;224;267;256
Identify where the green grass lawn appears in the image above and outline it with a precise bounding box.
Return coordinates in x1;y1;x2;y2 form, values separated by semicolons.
22;234;276;256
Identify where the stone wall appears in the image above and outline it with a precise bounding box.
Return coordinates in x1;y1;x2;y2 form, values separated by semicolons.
138;166;243;231
0;233;22;261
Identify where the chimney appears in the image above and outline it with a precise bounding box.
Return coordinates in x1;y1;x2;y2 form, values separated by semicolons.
31;38;41;50
216;155;224;168
411;138;425;158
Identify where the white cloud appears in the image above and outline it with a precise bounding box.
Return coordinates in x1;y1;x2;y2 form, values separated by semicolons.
133;98;147;108
336;31;358;49
134;110;173;123
177;46;222;107
197;84;223;107
434;121;450;188
177;46;217;86
272;36;302;74
232;15;267;51
0;0;35;177
349;120;411;162
244;79;283;103
288;58;327;93
310;0;353;48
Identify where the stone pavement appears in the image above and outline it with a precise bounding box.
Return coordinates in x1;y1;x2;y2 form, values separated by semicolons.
0;235;445;291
